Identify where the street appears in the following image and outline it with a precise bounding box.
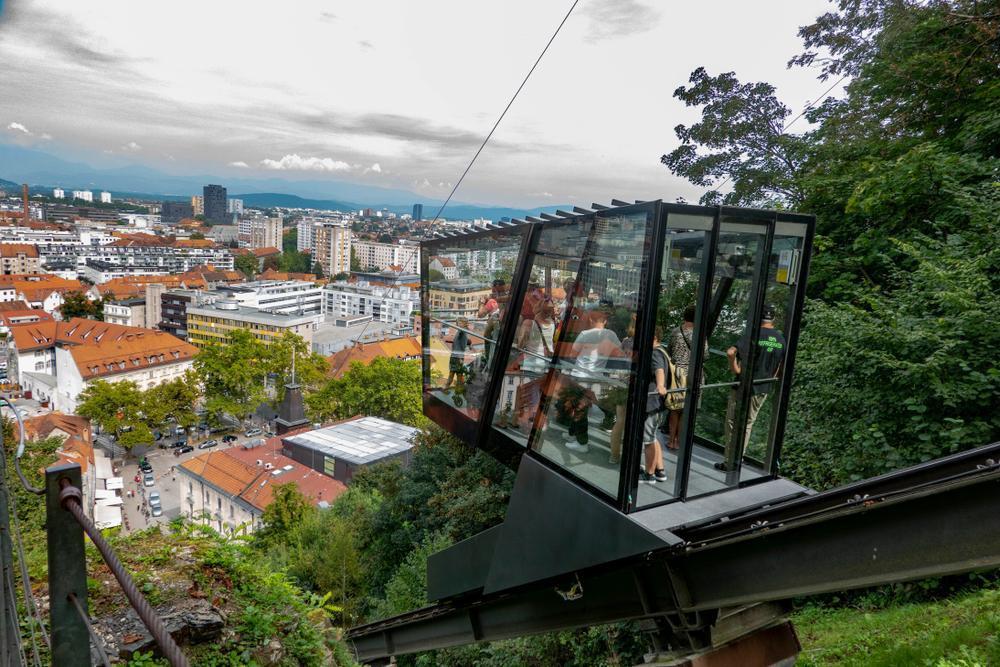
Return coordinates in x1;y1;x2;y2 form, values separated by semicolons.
118;427;269;534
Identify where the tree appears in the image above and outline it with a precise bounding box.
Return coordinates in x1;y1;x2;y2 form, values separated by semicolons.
258;483;312;545
661;0;1000;489
76;380;153;449
269;331;329;403
59;291;103;321
312;262;325;279
194;328;271;421
262;255;281;272
283;228;299;254
190;231;205;240
332;272;349;282
306;357;424;427
143;372;201;429
660;67;808;207
350;247;361;272
234;253;258;279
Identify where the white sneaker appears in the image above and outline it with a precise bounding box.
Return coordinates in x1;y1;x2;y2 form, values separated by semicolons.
565;441;589;453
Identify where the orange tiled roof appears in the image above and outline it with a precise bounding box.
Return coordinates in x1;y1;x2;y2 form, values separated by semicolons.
24;412;90;441
182;444;345;512
0;300;33;312
325;336;421;378
0;244;39;258
0;309;52;327
174;238;217;248
251;247;281;258
180;451;260;496
9;318;198;379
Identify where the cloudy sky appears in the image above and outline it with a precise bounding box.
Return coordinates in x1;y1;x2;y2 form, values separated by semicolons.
0;0;839;207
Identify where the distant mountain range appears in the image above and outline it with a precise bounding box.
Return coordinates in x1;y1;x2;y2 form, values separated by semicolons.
0;143;568;221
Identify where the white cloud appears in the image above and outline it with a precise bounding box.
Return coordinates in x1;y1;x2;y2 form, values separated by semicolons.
7;122;31;134
259;154;352;172
228;160;249;168
364;163;383;174
122;141;142;151
39;133;53;140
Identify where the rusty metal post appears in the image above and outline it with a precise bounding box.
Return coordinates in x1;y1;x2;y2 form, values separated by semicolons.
45;463;90;667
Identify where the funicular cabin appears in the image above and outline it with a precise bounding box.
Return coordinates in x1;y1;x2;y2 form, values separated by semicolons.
346;199;1000;665
421;200;812;511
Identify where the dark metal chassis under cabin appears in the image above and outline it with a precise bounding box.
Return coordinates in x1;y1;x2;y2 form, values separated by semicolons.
347;200;1000;665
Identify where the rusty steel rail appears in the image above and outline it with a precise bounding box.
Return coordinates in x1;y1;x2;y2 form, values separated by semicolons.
57;478;190;667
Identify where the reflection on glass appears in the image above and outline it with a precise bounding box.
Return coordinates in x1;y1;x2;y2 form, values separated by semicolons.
636;221;709;507
424;235;523;421
519;211;649;499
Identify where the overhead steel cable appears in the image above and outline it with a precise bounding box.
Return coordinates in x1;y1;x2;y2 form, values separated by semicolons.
330;0;581;379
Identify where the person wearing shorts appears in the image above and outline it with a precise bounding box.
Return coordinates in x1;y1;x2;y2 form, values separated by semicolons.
641;327;669;484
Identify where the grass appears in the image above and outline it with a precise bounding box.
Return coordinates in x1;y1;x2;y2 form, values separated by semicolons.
794;585;1000;666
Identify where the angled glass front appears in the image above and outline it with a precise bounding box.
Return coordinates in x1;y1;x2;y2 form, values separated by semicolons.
419;201;813;511
421;229;527;440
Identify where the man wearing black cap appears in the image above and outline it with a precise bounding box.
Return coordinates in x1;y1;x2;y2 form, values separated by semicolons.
716;305;786;472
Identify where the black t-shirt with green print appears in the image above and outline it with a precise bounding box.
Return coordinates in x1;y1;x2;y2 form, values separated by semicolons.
736;325;786;395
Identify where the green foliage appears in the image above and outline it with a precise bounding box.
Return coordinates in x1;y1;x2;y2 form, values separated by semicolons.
660;67;807;206
190;231;205;240
59;290;103;321
257;483;311;546
234;253;258;279
784;227;1000;488
350;247;361;272
794;583;1000;666
76;380;153;449
311;262;325;279
282;227;298;254
332;272;349;281
278;250;313;273
371;532;451;621
306;356;425;427
663;0;1000;488
194;328;271;420
350;426;513;601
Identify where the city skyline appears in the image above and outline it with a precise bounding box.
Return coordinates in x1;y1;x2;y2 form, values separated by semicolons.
0;0;841;208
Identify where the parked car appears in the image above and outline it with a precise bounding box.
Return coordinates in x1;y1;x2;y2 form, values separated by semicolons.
151;505;163;518
174;426;186;436
171;439;188;449
175;445;194;455
143;472;154;487
245;428;263;437
198;440;218;450
222;434;238;444
140;463;153;475
148;491;161;506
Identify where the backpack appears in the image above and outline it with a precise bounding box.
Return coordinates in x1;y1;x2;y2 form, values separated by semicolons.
659;345;687;412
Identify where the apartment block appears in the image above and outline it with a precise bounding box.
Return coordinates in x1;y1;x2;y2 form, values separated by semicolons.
186;300;321;348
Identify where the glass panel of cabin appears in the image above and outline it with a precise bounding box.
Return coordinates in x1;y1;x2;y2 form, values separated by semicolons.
422;231;526;438
635;212;712;508
522;208;653;500
689;216;773;493
748;222;806;471
491;219;595;446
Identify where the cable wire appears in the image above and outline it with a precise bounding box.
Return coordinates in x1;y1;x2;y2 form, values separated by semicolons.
331;0;581;379
67;594;110;667
2;400;43;496
58;481;189;667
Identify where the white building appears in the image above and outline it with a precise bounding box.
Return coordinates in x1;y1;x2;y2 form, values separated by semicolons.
429;256;458;280
297;218;318;253
352;240;420;274
53;188;65;199
248;216;282;250
313;222;351;278
222;280;323;315
227;198;244;215
7;318;197;414
321;280;417;326
99;192;112;204
72;190;94;203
